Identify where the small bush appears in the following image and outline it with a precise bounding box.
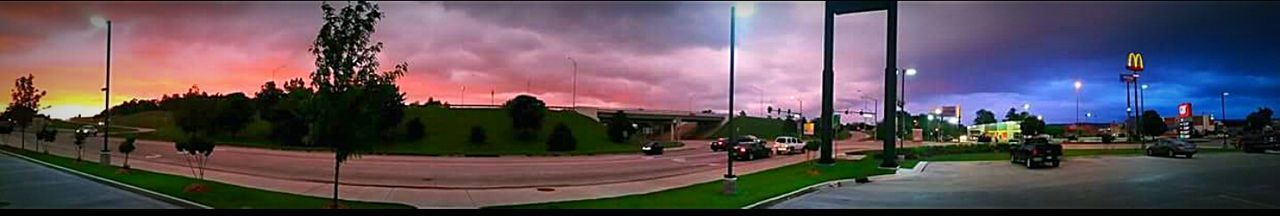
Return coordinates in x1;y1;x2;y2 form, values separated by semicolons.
469;126;487;145
546;123;576;152
404;117;425;141
1101;134;1115;144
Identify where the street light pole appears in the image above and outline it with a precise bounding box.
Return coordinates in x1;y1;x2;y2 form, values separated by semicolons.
1075;80;1082;129
100;20;112;166
1222;91;1229;148
567;57;577;109
723;6;737;195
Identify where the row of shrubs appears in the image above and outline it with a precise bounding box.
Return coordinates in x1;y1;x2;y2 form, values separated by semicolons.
463;123;578;152
902;143;1013;160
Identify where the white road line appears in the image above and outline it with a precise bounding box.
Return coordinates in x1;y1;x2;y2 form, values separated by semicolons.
1219;194;1280;208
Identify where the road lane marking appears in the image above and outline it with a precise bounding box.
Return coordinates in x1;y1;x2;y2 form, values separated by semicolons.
145;154;162;159
671;158;686;163
1218;194;1279;208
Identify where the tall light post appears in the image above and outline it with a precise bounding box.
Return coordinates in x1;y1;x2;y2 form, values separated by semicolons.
723;6;737;195
898;68;916;151
567;56;577;109
1074;80;1082;128
1222;91;1229;148
100;20;113;166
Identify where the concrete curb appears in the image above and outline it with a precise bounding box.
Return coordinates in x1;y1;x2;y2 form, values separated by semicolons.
743;161;931;209
0;148;213;209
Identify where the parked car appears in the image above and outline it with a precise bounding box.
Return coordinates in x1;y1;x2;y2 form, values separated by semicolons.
710;138;730;152
1146;138;1197;158
76;125;100;136
731;135;771;161
641;141;664;155
1010;136;1062;168
1240;129;1280;153
771;136;807;155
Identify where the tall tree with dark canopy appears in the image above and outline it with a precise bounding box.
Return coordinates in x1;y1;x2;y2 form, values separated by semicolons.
7;74;46;150
306;0;408;208
607;111;636;143
504;95;547;141
974;109;997;125
1020;116;1046;136
1245;107;1274;131
1141;110;1169;137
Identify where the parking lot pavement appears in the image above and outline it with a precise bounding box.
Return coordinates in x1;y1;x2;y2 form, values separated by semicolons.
0;152;180;209
771;152;1280;209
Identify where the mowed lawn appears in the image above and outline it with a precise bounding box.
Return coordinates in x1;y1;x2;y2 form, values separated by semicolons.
0;145;413;209
104;107;652;155
493;158;896;209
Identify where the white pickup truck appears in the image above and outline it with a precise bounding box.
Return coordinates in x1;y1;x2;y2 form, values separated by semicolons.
771;136;807;155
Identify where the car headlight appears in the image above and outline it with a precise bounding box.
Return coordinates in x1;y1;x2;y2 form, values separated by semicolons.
642;147;651;150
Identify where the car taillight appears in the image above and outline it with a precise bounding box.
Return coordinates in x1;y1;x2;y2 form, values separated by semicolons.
739;148;747;152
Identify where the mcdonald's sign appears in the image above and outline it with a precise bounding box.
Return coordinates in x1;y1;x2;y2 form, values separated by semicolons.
1126;52;1144;72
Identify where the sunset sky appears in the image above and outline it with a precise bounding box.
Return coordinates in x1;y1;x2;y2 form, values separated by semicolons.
1;1;1277;124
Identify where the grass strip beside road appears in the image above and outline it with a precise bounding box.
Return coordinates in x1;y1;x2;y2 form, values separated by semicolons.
491;158;896;209
0;145;414;209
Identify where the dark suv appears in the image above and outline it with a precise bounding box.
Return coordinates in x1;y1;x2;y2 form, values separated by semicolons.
1010;136;1062;168
730;135;771;161
1241;129;1279;153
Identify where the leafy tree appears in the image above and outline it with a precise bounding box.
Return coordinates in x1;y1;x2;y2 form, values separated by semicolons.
306;1;408;208
70;132;87;161
469;126;487;145
97;99;160;118
1245;107;1274;131
1141;110;1168;137
175;133;214;189
607;111;636;143
119;137;137;169
974;109;997;125
782;116;799;136
546;123;576;152
7;74;45;150
504;95;547;141
168;86;221;189
37;126;56;154
214;93;255;135
255;81;286;119
1020;116;1046;137
266;78;313;146
404;117;425;141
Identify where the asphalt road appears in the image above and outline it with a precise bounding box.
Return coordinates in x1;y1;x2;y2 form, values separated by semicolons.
0;131;912;189
0;152;180;209
772;152;1280;208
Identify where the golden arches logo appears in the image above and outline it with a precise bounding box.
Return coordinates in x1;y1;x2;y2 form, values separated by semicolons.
1126;52;1144;72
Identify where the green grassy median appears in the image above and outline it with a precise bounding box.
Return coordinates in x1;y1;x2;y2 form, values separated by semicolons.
0;145;413;209
492;158;896;209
